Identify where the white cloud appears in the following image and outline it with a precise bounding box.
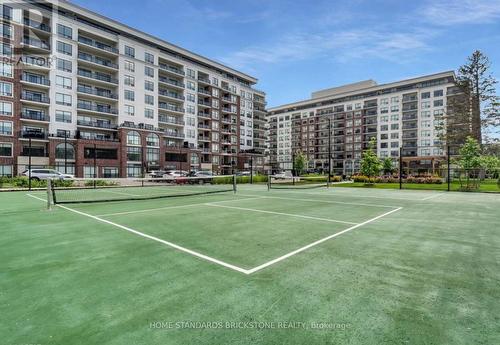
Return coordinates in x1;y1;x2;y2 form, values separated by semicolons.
219;29;434;70
420;0;500;25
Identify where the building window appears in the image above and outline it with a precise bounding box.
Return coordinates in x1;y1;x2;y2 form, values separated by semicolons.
0;82;12;97
124;60;135;72
127;146;142;161
187;68;195;78
145;80;154;91
1;23;11;38
124;45;135;58
55;143;75;159
434;99;444;107
84;166;95;178
127;131;141;145
0;62;12;77
56;93;72;106
57;58;72;72
145;94;154;105
187;81;195;90
0;165;12;177
145;108;154;119
0;101;12;116
0;42;12;56
145;52;154;64
421;92;430;99
434;90;443;97
124;105;135;116
0;142;12;156
124;75;135;86
56;75;72;89
55;110;72;123
124;90;135;101
126;164;142;177
146;133;159;147
57;24;72;39
0;120;13;135
146;148;159;162
145;66;154;77
103;167;119;178
57;41;72;56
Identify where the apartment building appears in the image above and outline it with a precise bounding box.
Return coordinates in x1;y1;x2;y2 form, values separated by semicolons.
267;72;458;175
0;0;267;178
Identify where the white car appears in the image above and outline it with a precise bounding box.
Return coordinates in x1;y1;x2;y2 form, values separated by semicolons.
273;171;293;179
165;170;188;177
22;169;74;180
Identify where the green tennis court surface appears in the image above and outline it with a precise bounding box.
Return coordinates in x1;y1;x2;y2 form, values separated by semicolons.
2;185;499;344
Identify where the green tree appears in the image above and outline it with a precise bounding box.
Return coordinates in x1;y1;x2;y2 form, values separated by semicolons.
294;151;307;176
455;136;482;189
382;157;395;175
480;155;500;179
456;50;499;141
360;138;382;181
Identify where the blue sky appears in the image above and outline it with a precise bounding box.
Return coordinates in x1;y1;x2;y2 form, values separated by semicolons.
71;0;500;108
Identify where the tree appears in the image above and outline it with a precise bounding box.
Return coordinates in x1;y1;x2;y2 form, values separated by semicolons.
480;155;500;179
360;138;382;180
294;151;307;176
456;50;499;142
382;157;395;175
455;136;482;190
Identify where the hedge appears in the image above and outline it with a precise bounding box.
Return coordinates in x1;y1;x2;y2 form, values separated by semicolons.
353;175;443;184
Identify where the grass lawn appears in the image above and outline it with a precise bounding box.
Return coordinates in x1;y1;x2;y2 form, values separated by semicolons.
1;185;500;344
335;179;500;192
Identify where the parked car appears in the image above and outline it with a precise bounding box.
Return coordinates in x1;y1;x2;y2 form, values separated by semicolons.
186;170;214;184
149;170;166;178
165;170;188;177
22;169;74;180
236;171;251;176
273;171;293;179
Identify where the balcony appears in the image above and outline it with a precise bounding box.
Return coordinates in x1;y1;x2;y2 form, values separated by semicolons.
77;120;117;130
20;130;48;139
21;56;51;69
159;103;184;114
198;112;211;119
77;69;118;85
78;52;118;70
162;131;184;139
158;90;184;101
222;107;237;114
198;100;211;107
198;123;210;129
78;36;118;55
197;88;211;96
158;115;184;125
21;147;48;157
22;37;51;51
23;18;51;33
21;110;49;122
77;102;118;115
21;73;50;87
77;86;118;100
198;136;210;142
21;92;50;104
158;77;185;89
159;63;185;76
198;77;210;85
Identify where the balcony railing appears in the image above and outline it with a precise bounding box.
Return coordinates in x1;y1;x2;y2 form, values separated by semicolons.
77;36;118;54
158;90;184;100
197;89;211;96
20;130;47;139
77;85;118;99
23;18;51;33
77;120;116;129
198;112;210;118
159;103;184;113
158;116;184;125
78;52;118;69
197;100;211;107
21;92;50;103
21;110;49;121
77;69;118;84
21;73;50;86
158;77;185;88
198;77;210;84
21;56;51;68
77;102;118;115
159;63;185;75
23;37;50;50
163;131;184;138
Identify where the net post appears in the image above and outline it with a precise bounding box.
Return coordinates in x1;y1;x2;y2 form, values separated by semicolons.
46;178;53;210
233;174;237;194
399;147;403;190
447;145;451;192
267;174;271;191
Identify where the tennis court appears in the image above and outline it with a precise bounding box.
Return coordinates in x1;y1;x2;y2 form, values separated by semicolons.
2;181;500;344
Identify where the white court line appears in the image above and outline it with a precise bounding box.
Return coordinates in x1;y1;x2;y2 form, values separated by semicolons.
26;194;403;275
421;193;445;200
103;190;142;197
27;194;251;274
245;207;403;274
96;197;263;217
238;193;398;208
205;203;358;225
266;189;439;201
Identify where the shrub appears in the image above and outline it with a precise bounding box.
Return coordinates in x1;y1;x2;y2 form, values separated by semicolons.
352;175;442;184
84;180;116;187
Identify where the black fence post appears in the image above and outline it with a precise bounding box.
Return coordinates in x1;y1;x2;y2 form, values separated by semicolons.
399;147;403;190
28;137;32;191
64;134;68;174
93;143;97;189
447;145;451;192
328;117;332;185
250;157;253;184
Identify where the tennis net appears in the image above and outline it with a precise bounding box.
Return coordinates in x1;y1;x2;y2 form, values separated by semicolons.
49;175;236;204
268;176;328;189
